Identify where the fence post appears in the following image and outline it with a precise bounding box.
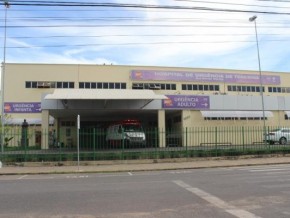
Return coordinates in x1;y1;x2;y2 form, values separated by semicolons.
185;127;188;158
155;127;158;160
24;129;27;162
93;128;96;161
215;126;218;157
121;127;124;161
242;126;245;152
59;131;62;162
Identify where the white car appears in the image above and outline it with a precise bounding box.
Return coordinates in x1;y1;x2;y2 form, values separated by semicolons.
265;128;290;145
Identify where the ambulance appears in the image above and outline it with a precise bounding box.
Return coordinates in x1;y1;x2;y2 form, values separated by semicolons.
106;119;146;147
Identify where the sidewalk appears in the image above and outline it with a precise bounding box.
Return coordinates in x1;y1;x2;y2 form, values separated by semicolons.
1;155;290;175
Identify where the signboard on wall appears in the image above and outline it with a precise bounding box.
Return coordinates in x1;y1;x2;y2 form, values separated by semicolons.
4;102;41;113
131;70;281;85
162;95;210;109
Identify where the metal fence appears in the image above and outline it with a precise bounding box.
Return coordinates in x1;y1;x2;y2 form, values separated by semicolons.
1;126;290;163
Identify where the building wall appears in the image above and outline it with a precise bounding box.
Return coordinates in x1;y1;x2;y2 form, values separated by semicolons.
3;63;290;147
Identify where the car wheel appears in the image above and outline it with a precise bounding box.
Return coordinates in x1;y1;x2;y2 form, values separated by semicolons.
279;137;287;145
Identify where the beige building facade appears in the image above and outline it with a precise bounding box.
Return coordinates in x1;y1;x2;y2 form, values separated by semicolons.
2;63;290;149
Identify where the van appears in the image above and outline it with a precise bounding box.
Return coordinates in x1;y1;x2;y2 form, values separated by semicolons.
106;119;146;147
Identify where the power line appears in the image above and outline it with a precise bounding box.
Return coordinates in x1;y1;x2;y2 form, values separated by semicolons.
4;1;290;16
3;39;290;49
174;0;290;9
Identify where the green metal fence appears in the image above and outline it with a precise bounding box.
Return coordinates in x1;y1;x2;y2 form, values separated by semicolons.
1;126;290;163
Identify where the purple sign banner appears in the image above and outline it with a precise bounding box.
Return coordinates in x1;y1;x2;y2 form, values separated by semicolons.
162;95;210;109
4;102;41;113
131;70;280;85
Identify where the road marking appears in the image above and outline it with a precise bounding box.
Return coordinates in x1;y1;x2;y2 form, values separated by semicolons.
173;180;261;218
249;168;290;172
17;175;28;180
128;172;133;176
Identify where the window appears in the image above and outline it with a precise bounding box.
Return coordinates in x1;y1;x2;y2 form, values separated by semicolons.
121;83;126;89
115;83;120;89
91;83;96;89
63;82;68;89
79;82;84;89
268;87;273;92
57;82;62;88
25;81;31;88
109;83;114;89
85;82;90;89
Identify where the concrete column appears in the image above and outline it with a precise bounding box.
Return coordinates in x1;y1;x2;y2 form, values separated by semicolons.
182;110;191;147
158;109;166;147
41;109;49;149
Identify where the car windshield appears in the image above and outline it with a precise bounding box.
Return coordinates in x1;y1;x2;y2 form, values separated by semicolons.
123;124;143;132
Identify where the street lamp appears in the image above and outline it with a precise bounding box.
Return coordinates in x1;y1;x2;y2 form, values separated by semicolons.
1;1;9;153
249;15;267;143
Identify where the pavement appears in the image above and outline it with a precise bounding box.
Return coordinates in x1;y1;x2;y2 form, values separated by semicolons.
0;154;290;175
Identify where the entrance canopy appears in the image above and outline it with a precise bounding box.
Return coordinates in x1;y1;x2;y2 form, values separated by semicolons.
44;89;167;100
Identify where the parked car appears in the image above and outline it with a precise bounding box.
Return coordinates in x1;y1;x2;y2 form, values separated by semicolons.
265;128;290;145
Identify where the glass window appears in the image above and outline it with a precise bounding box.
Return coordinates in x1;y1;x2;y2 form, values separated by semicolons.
79;82;84;89
63;82;68;88
57;82;62;88
273;87;277;92
187;84;192;90
242;86;246;92
198;85;203;90
166;84;171;90
214;85;219;91
103;83;108;89
84;82;90;89
32;82;37;88
204;85;209;91
209;85;214;91
277;87;281;93
182;84;186;90
247;86;251;92
25;81;31;88
268;87;273;92
91;82;96;89
232;86;237;91
109;83;114;89
121;83;126;89
251;86;255;92
68;82;74;88
115;83;120;89
228;86;232;91
171;84;176;90
192;85;198;90
97;82;102;89
281;87;286;93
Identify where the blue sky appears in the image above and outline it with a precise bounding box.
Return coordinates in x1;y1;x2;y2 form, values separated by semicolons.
1;0;290;72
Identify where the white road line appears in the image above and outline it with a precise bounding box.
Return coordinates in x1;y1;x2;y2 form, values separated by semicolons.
249;168;290;172
128;172;133;176
173;180;261;218
17;175;28;180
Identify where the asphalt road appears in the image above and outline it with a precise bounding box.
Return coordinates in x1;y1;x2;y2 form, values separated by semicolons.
1;164;290;218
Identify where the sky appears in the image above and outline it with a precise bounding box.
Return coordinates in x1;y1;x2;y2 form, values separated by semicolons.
1;0;290;72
